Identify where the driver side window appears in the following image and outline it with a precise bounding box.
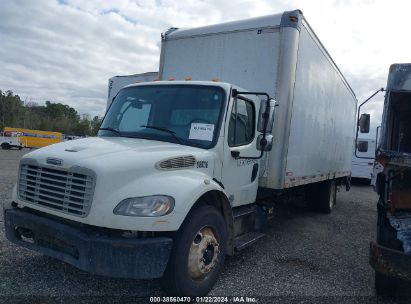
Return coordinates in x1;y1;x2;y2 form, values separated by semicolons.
228;98;255;147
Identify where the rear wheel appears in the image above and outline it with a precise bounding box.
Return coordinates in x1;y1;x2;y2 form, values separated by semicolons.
307;180;336;214
161;205;227;296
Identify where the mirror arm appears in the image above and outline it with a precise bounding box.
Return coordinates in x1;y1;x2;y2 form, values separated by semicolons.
355;88;384;159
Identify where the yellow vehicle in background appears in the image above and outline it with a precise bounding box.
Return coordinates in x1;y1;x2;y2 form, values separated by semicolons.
1;127;63;149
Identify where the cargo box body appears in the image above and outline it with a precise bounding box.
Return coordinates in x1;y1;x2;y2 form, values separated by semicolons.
160;10;357;190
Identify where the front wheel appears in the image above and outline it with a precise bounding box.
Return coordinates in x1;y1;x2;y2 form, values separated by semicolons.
161;205;227;296
1;143;11;150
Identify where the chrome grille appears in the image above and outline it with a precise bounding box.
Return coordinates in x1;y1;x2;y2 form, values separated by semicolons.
18;164;95;217
158;155;196;170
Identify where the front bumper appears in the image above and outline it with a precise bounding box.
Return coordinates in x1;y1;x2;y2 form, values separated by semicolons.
4;208;173;279
369;242;411;281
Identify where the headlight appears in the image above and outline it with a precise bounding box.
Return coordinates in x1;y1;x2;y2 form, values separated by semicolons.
113;195;175;217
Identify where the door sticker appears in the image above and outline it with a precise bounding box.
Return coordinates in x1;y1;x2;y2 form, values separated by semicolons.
237;159;258;167
189;123;215;141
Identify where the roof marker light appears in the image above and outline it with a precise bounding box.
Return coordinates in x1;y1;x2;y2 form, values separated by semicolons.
185;77;192;81
168;77;176;81
212;77;220;82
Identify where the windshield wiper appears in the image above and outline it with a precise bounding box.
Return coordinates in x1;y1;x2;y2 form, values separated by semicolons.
140;125;184;145
99;127;121;135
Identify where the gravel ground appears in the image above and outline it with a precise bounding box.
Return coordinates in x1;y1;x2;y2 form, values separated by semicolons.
0;149;409;303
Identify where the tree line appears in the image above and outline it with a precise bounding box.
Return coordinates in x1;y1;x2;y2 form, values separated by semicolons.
0;90;102;136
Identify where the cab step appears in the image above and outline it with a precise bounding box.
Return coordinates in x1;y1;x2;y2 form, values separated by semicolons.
233;207;256;219
234;232;265;251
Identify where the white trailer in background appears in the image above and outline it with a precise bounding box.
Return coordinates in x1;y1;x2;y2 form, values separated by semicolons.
352;138;376;181
107;72;158;109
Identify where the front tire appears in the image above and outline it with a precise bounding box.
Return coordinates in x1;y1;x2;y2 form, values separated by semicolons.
162;205;227;296
1;143;11;150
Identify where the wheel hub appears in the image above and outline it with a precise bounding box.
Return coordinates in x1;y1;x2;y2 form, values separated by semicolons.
187;227;220;280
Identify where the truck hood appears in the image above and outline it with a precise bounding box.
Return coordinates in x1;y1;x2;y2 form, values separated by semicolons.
22;137;212;171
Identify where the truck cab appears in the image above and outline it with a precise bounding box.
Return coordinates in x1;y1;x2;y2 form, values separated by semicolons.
1;130;23;150
4;81;274;296
364;64;411;296
352;138;376;183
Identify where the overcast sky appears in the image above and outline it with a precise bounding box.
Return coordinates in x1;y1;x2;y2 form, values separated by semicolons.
1;0;410;135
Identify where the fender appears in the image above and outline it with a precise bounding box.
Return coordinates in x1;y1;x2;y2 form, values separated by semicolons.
119;169;231;231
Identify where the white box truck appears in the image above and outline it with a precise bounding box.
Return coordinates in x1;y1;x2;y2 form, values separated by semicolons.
107;72;158;109
4;10;357;296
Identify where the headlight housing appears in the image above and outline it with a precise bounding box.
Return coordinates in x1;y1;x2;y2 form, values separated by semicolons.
113;195;175;217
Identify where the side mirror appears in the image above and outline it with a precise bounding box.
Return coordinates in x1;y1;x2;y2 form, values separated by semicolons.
256;134;273;151
359;113;370;133
257;98;277;133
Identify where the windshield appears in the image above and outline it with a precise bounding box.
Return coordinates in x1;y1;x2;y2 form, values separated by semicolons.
98;85;226;148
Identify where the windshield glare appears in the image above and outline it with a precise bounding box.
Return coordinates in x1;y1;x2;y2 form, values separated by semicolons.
98;85;226;148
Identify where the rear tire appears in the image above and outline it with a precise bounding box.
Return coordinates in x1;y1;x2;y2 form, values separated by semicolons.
161;205;227;296
307;180;336;214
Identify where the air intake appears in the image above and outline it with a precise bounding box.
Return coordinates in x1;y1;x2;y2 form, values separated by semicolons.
157;155;196;170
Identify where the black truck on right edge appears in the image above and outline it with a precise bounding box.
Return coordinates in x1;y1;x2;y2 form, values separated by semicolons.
360;63;411;296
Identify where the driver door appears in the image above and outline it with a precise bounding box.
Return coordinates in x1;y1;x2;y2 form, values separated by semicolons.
221;96;260;207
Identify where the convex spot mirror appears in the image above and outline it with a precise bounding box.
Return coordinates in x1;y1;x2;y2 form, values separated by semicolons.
257;134;273;151
257;98;278;133
359;113;370;133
